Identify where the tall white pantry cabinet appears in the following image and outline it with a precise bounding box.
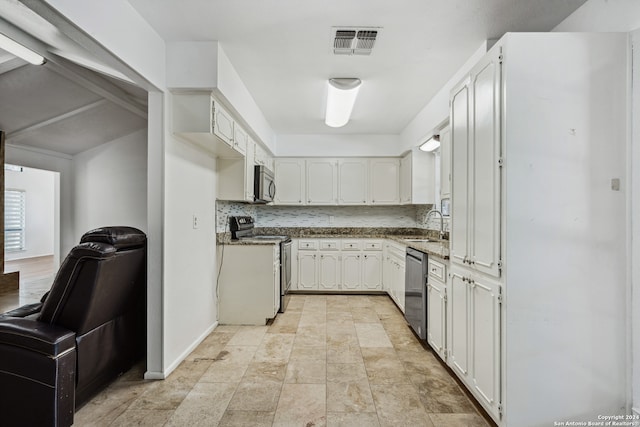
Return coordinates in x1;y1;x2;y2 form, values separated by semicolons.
448;33;628;426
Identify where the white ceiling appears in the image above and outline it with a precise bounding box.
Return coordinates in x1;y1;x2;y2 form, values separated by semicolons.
0;1;148;156
128;0;587;135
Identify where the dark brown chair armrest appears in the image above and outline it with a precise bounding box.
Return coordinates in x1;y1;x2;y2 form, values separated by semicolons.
0;318;75;357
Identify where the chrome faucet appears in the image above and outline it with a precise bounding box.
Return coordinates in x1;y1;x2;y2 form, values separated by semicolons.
426;209;445;240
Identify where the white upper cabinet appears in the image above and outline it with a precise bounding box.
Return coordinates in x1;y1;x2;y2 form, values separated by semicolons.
232;124;247;156
400;153;412;204
400;150;435;205
255;144;274;171
274;159;305;205
244;140;255;201
369;158;400;205
213;101;234;146
172;93;244;158
306;159;338;205
275;157;403;206
450;78;471;267
450;48;502;278
338;159;368;205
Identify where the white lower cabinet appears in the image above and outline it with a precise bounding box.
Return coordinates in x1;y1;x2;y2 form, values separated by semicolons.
298;251;318;290
427;257;447;361
293;239;383;292
448;264;502;421
341;253;361;290
218;244;280;325
361;253;382;290
383;241;405;312
318;252;340;290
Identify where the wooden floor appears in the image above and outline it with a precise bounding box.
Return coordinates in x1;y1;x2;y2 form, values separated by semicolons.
0;255;56;313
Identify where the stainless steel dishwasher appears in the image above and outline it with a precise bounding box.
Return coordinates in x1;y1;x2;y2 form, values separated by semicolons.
405;247;428;340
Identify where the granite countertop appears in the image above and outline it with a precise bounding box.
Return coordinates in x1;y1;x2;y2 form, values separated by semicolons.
217;227;450;259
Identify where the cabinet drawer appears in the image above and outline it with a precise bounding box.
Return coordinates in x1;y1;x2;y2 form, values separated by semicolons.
341;240;361;251
319;240;340;250
386;242;406;259
363;240;383;251
298;240;318;250
428;258;446;282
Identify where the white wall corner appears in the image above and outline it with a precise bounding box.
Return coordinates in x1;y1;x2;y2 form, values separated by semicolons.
162;321;218;379
166;41;219;90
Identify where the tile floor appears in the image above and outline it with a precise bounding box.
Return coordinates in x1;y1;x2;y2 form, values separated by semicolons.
75;294;491;426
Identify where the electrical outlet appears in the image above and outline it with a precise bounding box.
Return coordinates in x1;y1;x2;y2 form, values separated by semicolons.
193;214;200;229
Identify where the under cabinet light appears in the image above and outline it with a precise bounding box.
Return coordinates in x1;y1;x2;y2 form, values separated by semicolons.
0;33;46;65
325;78;361;128
419;135;440;152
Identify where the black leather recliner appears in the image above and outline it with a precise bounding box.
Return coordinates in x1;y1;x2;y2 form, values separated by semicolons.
0;226;147;427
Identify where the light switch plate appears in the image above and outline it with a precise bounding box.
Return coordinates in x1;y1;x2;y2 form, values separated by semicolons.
611;178;621;191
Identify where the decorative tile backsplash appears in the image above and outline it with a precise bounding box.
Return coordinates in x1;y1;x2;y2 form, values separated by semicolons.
416;204;451;233
216;201;443;233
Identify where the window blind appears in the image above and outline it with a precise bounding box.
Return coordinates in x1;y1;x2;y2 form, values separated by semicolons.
5;189;25;252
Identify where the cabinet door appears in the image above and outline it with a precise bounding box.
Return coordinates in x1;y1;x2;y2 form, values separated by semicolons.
448;269;470;380
369;159;400;205
307;159;338;204
244;140;255;202
427;279;447;361
318;253;340;290
274;159;305;205
298;252;317;290
450;79;470;266
400;153;412;204
440;125;452;198
470;276;501;416
233;125;247;156
362;253;382;290
338;159;368;204
213;101;234;146
383;252;392;292
470;50;502;278
341;253;361;290
394;259;405;312
273;247;281;316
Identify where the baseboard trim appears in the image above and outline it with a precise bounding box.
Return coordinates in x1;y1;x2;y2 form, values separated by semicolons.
143;371;165;380
159;321;219;379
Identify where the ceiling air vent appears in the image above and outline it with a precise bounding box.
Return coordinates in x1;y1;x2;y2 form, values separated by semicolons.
331;27;381;55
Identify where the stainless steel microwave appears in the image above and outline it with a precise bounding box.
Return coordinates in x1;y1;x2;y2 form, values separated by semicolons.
254;165;275;203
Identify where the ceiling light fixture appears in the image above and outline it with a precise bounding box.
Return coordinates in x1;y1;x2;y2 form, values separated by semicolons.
325;78;361;128
419;134;440;152
0;32;45;65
